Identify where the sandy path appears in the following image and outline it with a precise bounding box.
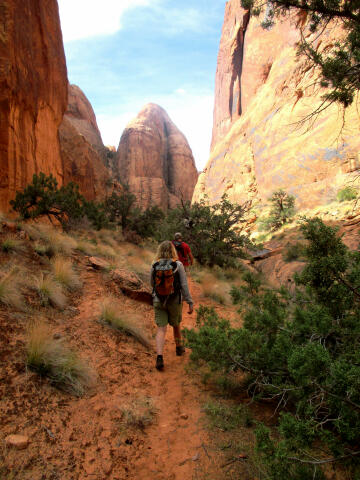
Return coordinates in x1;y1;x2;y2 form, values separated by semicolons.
1;262;235;479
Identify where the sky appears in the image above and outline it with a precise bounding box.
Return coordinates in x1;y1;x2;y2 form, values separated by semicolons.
57;0;227;171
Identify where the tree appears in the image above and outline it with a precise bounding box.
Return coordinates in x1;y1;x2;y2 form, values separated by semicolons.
130;205;165;238
156;194;251;267
241;0;360;109
267;189;296;230
10;173;83;227
184;218;360;478
104;186;136;230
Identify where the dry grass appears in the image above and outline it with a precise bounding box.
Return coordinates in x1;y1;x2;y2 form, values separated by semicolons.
0;268;24;310
95;244;116;260
33;273;67;309
120;396;157;429
198;272;232;305
24;225;77;257
51;256;82;291
99;296;152;349
1;235;24;254
75;239;97;256
26;321;95;396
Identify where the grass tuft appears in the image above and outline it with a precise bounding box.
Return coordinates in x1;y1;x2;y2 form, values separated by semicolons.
120;396;157;429
26;321;95;396
33;273;67;309
100;297;152;348
1;235;24;254
51;256;82;291
203;401;252;430
0;269;24;310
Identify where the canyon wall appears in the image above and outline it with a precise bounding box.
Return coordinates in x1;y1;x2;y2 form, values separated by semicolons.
0;0;68;212
59;84;110;201
116;103;198;210
194;0;360;209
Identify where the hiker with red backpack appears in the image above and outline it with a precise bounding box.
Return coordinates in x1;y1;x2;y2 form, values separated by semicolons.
172;232;194;271
150;240;194;371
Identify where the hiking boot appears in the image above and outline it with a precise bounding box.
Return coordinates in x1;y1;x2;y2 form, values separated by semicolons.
176;345;185;356
155;355;164;370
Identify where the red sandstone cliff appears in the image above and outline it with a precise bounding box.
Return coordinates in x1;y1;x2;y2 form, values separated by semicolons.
0;0;68;212
116;104;198;210
195;1;360;209
59;85;110;201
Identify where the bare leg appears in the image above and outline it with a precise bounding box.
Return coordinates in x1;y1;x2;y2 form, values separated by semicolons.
173;325;182;346
156;326;167;355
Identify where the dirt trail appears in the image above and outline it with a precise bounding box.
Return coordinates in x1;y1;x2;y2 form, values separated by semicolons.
1;260;237;479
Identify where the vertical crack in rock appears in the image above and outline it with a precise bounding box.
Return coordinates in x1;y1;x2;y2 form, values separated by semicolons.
229;10;250;120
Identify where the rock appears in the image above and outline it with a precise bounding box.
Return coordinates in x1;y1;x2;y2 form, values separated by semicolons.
180;413;189;420
0;0;67;212
194;0;360;211
5;434;29;449
89;257;110;270
111;269;152;304
116;103;198;210
59;85;111;201
53;333;62;340
250;247;283;262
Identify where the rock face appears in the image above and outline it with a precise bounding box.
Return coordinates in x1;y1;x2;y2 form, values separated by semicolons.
116;104;198;210
194;1;360;209
59;85;110;201
0;0;68;212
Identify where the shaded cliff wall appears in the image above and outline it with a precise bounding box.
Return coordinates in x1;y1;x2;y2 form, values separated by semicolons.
59;84;110;201
195;0;360;209
0;0;68;211
116;103;198;210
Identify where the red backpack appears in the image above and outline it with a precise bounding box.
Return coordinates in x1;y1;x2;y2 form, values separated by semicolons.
152;259;181;302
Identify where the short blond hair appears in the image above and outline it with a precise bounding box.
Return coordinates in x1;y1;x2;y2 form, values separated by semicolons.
154;240;178;262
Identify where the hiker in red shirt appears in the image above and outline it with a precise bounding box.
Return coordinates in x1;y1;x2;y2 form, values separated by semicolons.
172;232;194;271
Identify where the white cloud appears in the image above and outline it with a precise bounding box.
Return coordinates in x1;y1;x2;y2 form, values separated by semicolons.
96;91;214;171
58;0;153;42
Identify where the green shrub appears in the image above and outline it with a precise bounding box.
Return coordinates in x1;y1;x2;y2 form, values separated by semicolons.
203;401;252;430
10;173;83;228
156;194;251;267
283;242;306;262
337;186;357;202
184;218;360;479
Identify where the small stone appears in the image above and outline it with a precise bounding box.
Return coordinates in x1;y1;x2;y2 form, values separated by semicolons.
180;413;188;420
5;434;29;449
53;333;62;340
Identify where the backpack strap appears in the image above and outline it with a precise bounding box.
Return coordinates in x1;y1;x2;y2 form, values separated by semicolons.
152;261;159;296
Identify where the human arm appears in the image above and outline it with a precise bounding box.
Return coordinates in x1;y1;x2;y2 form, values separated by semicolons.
176;261;193;310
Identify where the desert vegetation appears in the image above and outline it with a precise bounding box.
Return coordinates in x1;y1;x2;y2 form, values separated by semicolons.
184;218;360;479
26;321;95;396
99;296;152;348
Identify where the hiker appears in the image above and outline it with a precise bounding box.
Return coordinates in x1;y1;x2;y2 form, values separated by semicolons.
172;232;194;271
150;240;194;371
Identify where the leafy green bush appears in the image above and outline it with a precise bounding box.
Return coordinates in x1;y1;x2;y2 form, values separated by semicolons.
10;173;83;227
156;194;251;267
283;242;306;262
203;401;252;430
184;218;360;479
337;186;357;202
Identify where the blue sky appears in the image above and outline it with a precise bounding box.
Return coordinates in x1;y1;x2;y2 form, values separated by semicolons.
58;0;227;171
